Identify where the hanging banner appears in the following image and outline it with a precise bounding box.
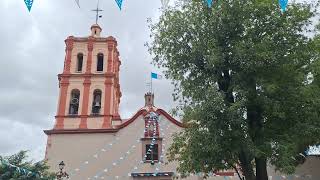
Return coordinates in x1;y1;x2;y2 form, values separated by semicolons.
115;0;123;10
279;0;288;11
24;0;34;12
206;0;213;8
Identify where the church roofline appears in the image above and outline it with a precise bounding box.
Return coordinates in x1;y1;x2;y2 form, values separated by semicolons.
117;108;185;129
44;107;185;135
58;72;116;79
64;35;117;43
43;128;118;135
156;108;185;127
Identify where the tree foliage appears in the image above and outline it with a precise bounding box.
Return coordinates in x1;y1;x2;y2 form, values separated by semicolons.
149;0;320;179
0;151;55;180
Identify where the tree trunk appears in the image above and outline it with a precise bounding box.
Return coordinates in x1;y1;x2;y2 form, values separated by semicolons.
246;74;269;180
256;157;268;180
239;150;256;180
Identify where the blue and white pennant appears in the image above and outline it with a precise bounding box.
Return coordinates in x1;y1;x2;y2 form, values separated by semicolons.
24;0;34;12
206;0;213;8
115;0;123;10
279;0;288;12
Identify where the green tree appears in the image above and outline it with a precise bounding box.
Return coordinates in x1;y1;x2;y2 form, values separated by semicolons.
149;0;320;180
0;151;55;180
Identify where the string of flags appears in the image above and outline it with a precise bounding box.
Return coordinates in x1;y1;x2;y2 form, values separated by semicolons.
23;0;289;12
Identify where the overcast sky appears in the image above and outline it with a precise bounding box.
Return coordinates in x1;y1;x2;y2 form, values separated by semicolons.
0;0;176;161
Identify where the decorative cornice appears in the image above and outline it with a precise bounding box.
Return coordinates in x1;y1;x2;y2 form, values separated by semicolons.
65;36;74;51
64;36;118;43
104;72;116;78
58;73;109;78
83;78;91;85
106;36;117;43
47;107;185;135
55;114;108;118
59;76;70;86
44;128;118;135
104;78;114;85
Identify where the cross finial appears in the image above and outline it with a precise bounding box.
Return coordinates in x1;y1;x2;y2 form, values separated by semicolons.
92;0;103;24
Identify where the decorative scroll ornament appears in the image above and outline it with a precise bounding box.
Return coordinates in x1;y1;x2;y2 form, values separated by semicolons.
24;0;34;12
279;0;288;12
115;0;123;10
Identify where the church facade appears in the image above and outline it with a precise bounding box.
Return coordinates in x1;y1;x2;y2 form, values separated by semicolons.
43;24;319;180
43;24;235;180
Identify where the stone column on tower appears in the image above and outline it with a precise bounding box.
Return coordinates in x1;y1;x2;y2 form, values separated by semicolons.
54;36;74;129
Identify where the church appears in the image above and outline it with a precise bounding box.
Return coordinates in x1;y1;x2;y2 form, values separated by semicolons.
42;23;236;180
43;23;319;180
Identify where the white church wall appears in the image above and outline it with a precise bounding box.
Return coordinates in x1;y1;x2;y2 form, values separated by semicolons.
46;111;241;180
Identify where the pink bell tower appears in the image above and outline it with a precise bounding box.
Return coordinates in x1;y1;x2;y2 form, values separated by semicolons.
54;24;122;130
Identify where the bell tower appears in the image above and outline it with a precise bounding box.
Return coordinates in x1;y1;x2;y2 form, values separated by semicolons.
54;24;122;130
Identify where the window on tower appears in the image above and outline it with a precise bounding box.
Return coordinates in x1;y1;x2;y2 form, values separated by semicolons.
97;53;104;72
92;89;102;114
145;144;159;161
69;89;80;115
77;53;83;72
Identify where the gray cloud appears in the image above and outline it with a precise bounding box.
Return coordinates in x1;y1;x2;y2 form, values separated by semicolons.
0;0;176;160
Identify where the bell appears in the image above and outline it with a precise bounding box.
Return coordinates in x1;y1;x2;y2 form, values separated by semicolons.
71;98;79;105
94;95;101;107
94;101;100;107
